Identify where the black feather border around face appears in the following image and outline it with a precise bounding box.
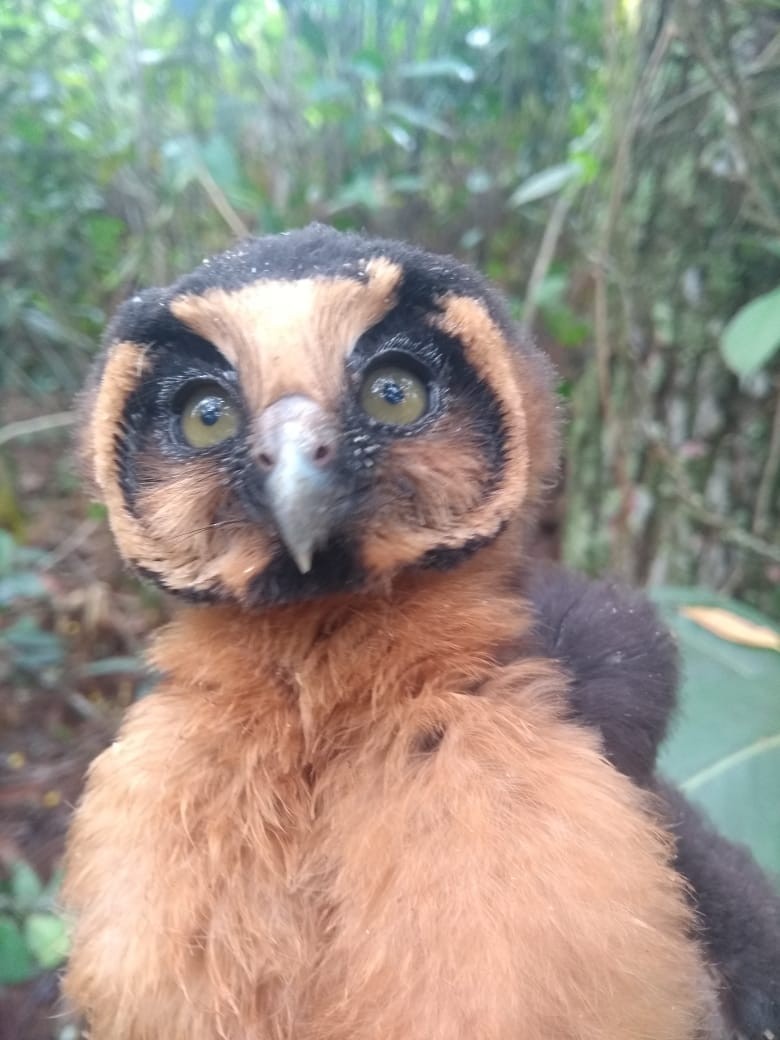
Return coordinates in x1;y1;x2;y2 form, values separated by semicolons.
91;225;539;606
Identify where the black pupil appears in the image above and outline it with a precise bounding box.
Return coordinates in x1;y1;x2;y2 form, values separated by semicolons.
378;379;405;405
197;397;223;426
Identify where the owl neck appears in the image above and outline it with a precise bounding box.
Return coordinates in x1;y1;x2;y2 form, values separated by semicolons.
148;525;536;743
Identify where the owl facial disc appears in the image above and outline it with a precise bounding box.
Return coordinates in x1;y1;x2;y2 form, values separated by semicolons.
87;226;560;605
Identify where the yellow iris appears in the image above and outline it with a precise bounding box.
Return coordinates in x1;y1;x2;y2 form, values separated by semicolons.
180;384;238;448
359;366;429;426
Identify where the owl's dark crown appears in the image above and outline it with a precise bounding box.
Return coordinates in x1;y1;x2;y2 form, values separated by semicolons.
83;224;558;607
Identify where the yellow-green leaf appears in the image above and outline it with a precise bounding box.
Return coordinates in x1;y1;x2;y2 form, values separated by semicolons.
679;606;780;651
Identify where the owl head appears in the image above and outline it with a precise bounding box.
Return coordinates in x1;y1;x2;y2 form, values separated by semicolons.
82;225;559;607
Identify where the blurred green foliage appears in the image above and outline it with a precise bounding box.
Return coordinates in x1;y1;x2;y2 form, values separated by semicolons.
0;863;68;985
2;0;777;617
0;0;778;1022
0;0;608;392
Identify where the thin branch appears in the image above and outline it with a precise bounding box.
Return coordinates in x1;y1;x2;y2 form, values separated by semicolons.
195;165;250;238
0;412;76;449
41;518;101;571
520;191;574;337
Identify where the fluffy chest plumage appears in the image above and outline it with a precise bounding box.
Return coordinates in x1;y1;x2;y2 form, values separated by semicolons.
63;595;713;1040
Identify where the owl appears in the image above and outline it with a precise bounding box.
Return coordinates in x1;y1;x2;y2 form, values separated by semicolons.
63;225;773;1039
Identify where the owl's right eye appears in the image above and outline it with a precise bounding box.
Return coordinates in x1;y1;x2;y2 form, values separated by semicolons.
178;383;238;449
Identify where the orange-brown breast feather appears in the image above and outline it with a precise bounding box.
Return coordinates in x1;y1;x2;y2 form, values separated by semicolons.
63;543;718;1039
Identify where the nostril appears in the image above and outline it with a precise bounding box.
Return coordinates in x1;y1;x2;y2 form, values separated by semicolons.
254;396;339;474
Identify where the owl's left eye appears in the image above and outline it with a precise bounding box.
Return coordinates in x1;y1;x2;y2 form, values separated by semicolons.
179;383;238;448
359;363;430;426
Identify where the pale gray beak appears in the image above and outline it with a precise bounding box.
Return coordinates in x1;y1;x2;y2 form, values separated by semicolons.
253;396;341;574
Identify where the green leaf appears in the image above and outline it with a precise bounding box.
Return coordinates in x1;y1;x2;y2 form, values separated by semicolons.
509;162;581;206
655;589;780;880
24;912;69;969
720;287;780;376
0;571;48;606
10;861;42;912
1;617;65;671
0;915;35;984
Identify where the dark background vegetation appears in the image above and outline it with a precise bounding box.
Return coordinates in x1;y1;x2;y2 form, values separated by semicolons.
1;1;778;1037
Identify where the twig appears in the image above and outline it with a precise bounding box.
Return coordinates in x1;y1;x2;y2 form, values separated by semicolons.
520;191;574;337
65;691;106;722
41;518;101;571
0;411;76;449
196;164;250;238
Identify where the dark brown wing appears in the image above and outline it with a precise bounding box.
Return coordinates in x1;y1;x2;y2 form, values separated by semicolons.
528;562;780;1039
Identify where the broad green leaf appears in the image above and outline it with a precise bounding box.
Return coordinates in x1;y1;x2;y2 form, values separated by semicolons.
720;287;780;376
0;915;34;984
24;912;69;969
509;162;581;206
655;588;780;880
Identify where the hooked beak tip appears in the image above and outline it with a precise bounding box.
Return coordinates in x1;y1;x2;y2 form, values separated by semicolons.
290;545;314;575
